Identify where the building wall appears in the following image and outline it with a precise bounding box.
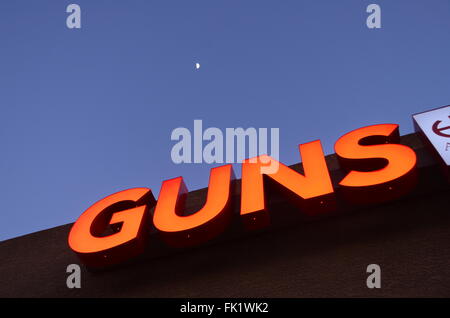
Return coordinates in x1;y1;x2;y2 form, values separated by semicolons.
1;133;449;297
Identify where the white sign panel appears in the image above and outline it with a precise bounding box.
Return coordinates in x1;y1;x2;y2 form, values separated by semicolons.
413;105;450;166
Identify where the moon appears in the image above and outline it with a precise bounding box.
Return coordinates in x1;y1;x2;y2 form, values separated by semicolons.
195;63;200;69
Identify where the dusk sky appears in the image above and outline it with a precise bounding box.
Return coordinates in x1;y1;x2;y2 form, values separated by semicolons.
1;0;450;241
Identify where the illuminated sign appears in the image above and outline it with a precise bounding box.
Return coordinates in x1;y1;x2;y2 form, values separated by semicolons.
413;105;450;180
68;188;156;267
68;123;419;268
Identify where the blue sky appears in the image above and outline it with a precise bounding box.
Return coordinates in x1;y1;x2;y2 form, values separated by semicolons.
1;0;450;241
